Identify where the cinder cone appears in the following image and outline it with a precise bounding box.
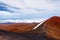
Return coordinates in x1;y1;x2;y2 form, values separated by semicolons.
44;16;60;40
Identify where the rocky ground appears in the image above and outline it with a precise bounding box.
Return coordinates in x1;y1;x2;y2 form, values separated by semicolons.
0;30;53;40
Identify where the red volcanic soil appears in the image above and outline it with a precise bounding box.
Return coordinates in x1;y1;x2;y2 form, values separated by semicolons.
0;23;38;33
0;22;53;40
0;22;47;40
0;16;60;40
44;16;60;40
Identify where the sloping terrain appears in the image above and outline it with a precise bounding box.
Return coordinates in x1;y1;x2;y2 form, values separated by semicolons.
0;23;53;40
0;16;60;40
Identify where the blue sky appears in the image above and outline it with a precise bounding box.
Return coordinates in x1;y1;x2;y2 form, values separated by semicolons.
0;0;60;20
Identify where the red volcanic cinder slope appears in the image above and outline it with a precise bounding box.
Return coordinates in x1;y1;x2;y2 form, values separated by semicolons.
44;16;60;40
0;16;60;40
0;23;38;33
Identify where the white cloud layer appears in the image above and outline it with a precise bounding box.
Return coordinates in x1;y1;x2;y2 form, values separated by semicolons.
0;0;60;20
0;19;46;23
0;0;56;10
